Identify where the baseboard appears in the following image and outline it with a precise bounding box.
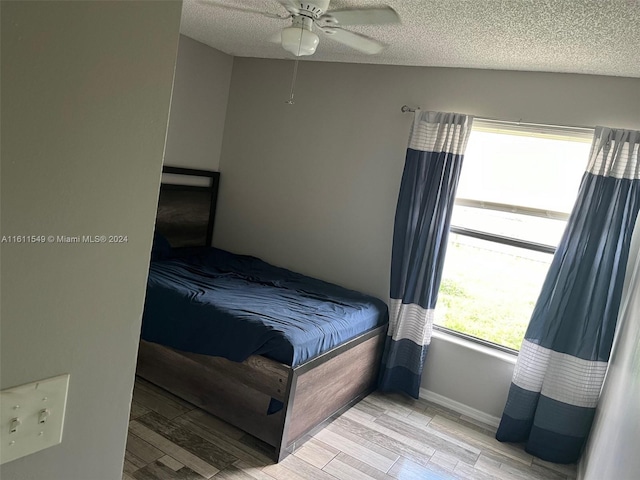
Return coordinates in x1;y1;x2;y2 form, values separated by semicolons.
419;387;501;428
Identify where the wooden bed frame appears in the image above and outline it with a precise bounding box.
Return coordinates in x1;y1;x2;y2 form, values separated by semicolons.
137;166;387;461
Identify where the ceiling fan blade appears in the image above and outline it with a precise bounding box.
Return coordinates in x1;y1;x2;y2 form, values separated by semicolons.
321;6;399;26
274;0;300;15
321;27;385;54
197;0;289;19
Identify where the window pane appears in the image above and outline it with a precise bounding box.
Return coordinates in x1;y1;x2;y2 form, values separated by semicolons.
451;206;568;247
435;234;553;351
439;127;590;350
457;131;590;213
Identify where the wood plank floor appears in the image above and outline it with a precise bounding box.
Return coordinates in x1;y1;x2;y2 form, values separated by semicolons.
124;377;576;480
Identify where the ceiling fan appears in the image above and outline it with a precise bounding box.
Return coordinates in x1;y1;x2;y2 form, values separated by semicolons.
201;0;400;56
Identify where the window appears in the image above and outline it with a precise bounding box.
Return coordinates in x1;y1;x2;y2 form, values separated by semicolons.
435;120;593;352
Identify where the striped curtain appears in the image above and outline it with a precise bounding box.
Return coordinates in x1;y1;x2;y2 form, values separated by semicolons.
496;127;640;463
379;111;474;398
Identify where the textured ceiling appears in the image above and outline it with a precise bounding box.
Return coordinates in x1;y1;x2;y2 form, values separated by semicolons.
181;0;640;78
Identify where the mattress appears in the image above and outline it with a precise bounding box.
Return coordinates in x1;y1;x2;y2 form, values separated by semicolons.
141;247;388;367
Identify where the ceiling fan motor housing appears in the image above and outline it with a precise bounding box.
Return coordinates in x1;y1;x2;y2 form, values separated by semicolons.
295;1;330;19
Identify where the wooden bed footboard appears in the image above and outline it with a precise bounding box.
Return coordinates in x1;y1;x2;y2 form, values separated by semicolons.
136;324;387;462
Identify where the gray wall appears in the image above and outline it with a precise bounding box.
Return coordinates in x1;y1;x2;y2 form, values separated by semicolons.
164;35;233;171
0;1;181;479
216;58;640;418
580;229;640;479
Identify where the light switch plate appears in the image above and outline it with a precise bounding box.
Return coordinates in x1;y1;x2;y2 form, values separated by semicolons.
0;374;70;464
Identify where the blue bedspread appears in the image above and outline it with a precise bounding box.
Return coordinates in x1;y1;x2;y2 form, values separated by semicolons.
141;248;388;367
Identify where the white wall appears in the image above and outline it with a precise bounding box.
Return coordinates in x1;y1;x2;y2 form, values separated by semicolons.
579;228;640;479
164;35;233;171
421;334;516;419
216;58;640;418
0;1;181;479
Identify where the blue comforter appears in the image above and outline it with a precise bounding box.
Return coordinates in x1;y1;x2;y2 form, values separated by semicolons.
141;248;388;367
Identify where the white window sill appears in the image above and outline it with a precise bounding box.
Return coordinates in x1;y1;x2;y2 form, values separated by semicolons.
431;329;518;365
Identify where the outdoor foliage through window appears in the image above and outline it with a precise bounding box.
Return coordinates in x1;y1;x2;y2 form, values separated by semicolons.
435;125;591;351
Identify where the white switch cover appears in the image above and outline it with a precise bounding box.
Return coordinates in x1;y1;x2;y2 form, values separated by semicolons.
0;374;70;464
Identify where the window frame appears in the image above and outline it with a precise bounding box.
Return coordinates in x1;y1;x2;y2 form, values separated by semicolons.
434;120;594;353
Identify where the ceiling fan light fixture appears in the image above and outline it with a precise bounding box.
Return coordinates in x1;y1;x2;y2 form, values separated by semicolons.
281;21;319;56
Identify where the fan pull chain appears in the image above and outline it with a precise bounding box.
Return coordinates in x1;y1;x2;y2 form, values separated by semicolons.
286;57;299;105
286;24;306;105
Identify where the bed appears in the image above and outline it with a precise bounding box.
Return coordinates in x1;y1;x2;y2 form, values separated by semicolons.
136;166;389;461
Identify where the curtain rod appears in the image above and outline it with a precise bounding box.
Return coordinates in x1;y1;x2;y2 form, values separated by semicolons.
400;105;595;132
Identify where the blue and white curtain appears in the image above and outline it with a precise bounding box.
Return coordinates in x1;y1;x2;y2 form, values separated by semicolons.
379;111;474;398
496;127;640;463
